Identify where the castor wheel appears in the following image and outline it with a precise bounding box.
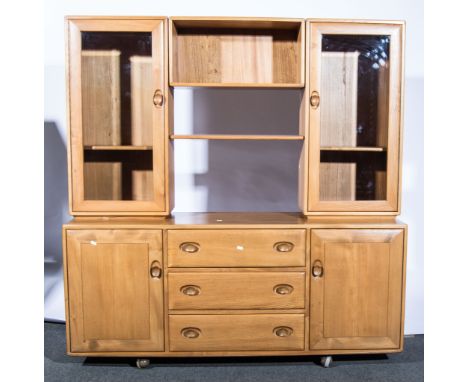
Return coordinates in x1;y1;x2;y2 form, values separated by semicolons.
320;355;332;368
136;358;150;369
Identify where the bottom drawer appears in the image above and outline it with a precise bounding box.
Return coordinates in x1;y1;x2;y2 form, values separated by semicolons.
169;314;305;351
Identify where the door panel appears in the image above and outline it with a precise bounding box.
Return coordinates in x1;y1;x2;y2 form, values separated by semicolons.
310;229;405;350
66;230;164;352
307;21;404;213
67;18;167;214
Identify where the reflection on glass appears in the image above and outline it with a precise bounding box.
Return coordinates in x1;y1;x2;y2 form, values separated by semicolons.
319;35;389;201
81;32;154;201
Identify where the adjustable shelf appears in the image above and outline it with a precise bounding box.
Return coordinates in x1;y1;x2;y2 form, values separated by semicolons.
320;146;386;152
170;134;304;141
84;145;153;151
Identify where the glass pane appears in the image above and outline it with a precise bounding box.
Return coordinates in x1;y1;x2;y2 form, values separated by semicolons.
81;32;154;201
319;35;389;201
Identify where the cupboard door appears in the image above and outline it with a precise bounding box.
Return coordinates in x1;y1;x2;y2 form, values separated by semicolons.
66;230;164;352
307;21;404;213
67;18;168;214
310;229;405;350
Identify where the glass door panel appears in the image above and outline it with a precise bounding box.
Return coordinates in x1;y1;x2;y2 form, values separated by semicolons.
308;22;403;212
81;31;154;201
320;35;389;202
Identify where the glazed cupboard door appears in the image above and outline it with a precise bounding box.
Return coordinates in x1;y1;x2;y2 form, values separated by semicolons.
310;229;405;351
65;230;164;353
66;18;168;215
307;21;404;213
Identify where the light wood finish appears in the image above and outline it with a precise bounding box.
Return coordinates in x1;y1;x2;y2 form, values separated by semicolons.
319;162;356;201
83;162;121;200
170;18;304;86
130;56;153;146
307;21;404;213
321;146;386;152
320;52;358;147
84;145;153;151
310;229;405;350
169;314;305;351
66;229;164;352
167;229;306;267
170;82;304;88
66;213;407;229
170;134;304;140
66;18;168;214
168;272;305;309
81;50;121;146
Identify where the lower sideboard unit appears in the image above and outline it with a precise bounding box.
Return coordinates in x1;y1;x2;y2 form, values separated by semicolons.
62;213;407;362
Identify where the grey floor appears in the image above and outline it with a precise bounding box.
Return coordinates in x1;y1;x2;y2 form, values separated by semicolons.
45;322;423;382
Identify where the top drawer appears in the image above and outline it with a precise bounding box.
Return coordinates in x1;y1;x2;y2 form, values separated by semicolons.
167;229;306;267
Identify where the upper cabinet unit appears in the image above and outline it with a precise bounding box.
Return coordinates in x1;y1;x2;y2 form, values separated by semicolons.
169;17;305;87
306;20;405;214
66;17;171;215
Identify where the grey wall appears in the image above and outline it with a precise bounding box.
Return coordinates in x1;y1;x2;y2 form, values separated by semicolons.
44;0;423;334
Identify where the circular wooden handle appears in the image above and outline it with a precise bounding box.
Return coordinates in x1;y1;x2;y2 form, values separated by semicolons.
180;242;200;253
274;326;293;337
312;260;324;278
274;284;294;295
153;89;164;107
274;242;294;253
150;261;162;279
181;327;201;339
310;91;320;109
181;285;201;296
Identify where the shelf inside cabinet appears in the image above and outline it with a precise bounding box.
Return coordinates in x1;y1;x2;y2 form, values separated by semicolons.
170;135;304;141
320;146;386;152
170;18;304;87
170;82;304;89
84;145;153;151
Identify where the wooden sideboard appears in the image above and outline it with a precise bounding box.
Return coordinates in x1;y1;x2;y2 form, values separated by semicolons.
63;16;406;368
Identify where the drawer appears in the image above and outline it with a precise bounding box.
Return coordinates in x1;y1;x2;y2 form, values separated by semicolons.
167;229;306;267
169;314;305;351
168;272;305;310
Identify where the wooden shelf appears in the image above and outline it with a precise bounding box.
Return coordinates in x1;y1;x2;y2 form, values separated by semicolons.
320;146;386;152
170;135;305;141
84;145;153;151
170;82;304;88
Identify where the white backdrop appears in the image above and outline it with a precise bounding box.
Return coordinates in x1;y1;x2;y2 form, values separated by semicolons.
44;0;423;334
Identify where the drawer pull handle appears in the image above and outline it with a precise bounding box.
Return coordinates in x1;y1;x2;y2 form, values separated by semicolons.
180;242;200;253
153;89;164;107
181;285;201;296
274;326;293;337
150;261;162;279
312;260;324;278
274;242;294;253
181;327;201;339
274;284;294;295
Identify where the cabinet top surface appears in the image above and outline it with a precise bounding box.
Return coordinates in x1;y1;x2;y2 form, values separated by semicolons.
65;213;406;229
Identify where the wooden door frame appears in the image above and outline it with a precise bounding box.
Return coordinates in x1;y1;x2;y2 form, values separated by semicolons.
66;17;169;215
65;229;164;352
306;21;405;214
310;228;406;350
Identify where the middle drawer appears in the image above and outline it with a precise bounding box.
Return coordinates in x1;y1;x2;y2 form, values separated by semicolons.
168;271;305;310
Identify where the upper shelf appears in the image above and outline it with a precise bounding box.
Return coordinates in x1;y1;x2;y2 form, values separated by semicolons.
170;18;304;88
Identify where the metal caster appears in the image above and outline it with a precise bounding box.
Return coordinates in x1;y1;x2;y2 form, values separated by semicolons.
136;358;150;369
320;355;332;368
